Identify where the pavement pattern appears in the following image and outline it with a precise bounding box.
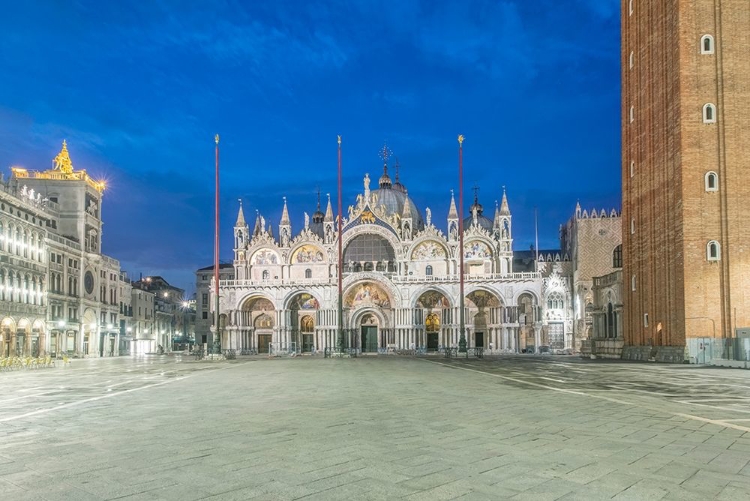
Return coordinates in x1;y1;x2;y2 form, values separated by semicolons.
1;354;750;500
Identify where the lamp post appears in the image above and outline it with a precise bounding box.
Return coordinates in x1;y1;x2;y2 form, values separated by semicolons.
57;319;66;357
458;135;467;353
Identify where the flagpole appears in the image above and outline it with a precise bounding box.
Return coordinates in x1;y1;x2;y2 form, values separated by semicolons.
535;207;539;262
458;135;467;353
214;134;221;354
337;135;344;352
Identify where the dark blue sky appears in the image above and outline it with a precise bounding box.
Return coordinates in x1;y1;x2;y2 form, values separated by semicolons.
0;0;621;294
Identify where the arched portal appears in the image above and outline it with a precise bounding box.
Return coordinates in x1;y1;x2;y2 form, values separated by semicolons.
416;289;451;351
287;292;320;353
466;289;502;349
241;296;275;353
517;292;538;352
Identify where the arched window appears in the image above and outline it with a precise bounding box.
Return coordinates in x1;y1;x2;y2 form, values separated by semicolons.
700;35;714;54
629;51;634;69
304;268;312;279
629;0;633;16
707;240;720;261
547;292;564;310
262;270;270;280
613;244;623;268
629;106;634;123
705;171;718;192
631;218;635;234
631;274;636;291
630;161;635;178
425;265;433;276
703;103;716;123
607;303;615;338
364;262;373;271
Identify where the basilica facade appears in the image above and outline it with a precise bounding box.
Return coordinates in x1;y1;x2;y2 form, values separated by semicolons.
213;162;576;354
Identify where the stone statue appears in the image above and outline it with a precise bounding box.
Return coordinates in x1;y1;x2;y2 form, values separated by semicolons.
425;207;431;226
260;216;266;231
364;173;370;192
472;206;478;226
304;212;310;230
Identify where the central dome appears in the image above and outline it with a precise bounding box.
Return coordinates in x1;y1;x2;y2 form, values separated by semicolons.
371;187;424;230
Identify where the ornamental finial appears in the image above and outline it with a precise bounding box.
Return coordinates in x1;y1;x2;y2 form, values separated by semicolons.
53;140;74;175
458;134;464;146
215;134;220;145
337;135;341;145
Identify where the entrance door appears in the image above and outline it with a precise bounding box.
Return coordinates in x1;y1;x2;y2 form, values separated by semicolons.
548;323;564;349
258;334;272;354
302;334;314;353
427;333;439;351
360;326;378;353
474;332;484;348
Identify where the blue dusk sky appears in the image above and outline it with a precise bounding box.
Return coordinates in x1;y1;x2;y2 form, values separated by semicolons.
0;0;621;294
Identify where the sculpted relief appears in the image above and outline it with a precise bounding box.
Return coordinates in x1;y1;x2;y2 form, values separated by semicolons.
464;240;492;260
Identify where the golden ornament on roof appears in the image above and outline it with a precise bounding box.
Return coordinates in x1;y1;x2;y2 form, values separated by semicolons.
53;140;74;175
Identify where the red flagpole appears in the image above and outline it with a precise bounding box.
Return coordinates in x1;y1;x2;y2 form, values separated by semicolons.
337;136;344;351
458;134;466;352
214;134;220;352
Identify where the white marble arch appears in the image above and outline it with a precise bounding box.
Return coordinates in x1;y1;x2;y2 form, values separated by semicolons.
236;292;277;312
341;224;402;261
288;242;327;264
341;272;402;307
282;289;323;311
408;237;449;260
511;288;541;306
349;306;389;330
410;285;455;309
464;285;506;307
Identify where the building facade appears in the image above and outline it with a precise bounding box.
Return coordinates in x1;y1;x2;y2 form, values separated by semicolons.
8;141;124;357
560;203;622;350
212;162;577;354
622;0;750;361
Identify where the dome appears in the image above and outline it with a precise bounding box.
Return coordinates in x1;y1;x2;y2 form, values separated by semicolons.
463;195;493;232
371;187;424;230
463;213;494;232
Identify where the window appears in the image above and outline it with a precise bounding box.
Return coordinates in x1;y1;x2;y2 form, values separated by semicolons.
631;274;636;291
546;292;564;310
630;218;635;234
262;270;270;280
629;0;633;15
705;171;718;192
613;244;623;268
202;293;208;305
202;311;208;319
304;269;312;279
630;160;634;178
643;313;649;328
425;265;433;276
700;35;714;54
629;51;634;69
707;240;720;261
629;106;634;123
703;103;716;123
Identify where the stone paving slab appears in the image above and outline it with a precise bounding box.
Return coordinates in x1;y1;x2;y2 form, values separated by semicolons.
1;355;750;499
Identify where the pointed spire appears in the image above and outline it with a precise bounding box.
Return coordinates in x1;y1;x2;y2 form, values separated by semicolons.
448;189;458;219
493;200;501;228
378;142;392;189
280;196;290;225
312;188;325;223
393;158;405;192
575;200;582;218
402;189;412;218
235;199;247;226
499;186;510;215
253;210;262;235
324;193;334;222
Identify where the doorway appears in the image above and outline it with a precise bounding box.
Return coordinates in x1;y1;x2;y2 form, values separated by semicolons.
427;333;439;351
360;326;378;353
474;332;484;348
258;333;272;354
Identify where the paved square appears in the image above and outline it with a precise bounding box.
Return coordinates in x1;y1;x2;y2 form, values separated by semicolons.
1;355;750;500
